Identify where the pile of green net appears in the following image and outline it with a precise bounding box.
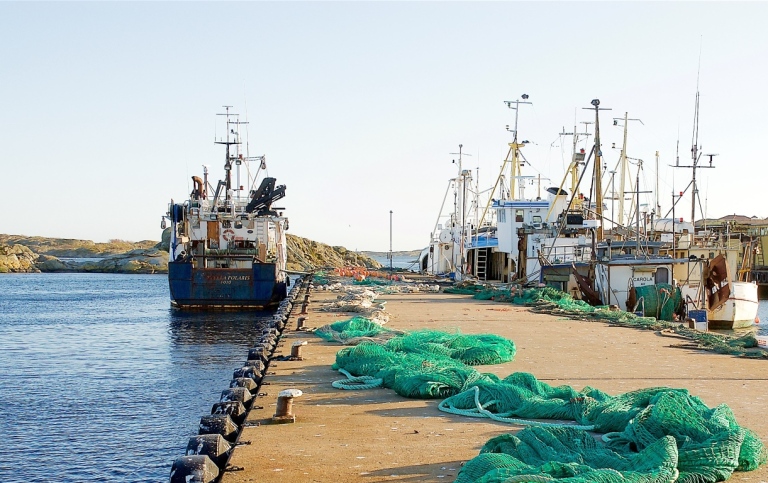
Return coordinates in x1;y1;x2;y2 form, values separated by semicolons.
444;373;766;482
324;318;516;398
312;272;330;286
447;285;767;358
314;316;400;344
630;283;683;321
319;316;766;482
352;278;390;286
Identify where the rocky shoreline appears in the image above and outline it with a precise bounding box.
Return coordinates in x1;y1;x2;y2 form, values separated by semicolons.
0;232;382;274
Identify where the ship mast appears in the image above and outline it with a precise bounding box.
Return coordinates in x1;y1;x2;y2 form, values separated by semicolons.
585;99;610;240
611;113;643;228
672;76;716;226
504;94;532;200
215;106;243;200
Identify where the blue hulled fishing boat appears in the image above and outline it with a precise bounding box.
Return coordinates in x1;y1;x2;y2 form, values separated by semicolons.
163;106;289;309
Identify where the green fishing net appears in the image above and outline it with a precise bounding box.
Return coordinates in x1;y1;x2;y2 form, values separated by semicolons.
352;278;390;286
324;319;516;398
445;374;767;483
318;315;765;482
446;285;766;358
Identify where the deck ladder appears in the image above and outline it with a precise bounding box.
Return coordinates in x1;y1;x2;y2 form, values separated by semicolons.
475;248;488;281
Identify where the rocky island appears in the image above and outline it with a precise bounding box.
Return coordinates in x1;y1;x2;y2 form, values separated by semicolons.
0;231;381;274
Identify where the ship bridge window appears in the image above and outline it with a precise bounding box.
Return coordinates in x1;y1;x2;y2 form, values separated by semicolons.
655;267;669;284
515;210;524;222
533;215;542;224
498;210;506;223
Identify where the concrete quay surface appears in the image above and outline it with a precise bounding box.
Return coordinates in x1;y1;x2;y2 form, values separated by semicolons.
222;290;768;483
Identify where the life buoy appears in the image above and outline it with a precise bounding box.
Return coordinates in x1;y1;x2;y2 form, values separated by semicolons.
222;229;235;242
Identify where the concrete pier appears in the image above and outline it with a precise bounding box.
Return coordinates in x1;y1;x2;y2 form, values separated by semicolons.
221;290;768;482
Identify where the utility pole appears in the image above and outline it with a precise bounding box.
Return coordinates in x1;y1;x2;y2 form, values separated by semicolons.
389;210;393;278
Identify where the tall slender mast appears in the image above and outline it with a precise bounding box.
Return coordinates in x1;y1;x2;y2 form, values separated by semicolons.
559;121;591;196
673;80;715;225
655;150;660;217
618;112;629;226
215;106;243;198
585;99;610;240
504;94;532;200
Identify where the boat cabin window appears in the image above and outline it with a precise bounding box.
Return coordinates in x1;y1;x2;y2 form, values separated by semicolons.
515;210;524;222
655;267;669;284
532;215;542;224
498;210;506;223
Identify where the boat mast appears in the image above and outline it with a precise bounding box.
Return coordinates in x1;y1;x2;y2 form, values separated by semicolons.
450;144;471;275
673;76;716;227
655;150;661;222
215;106;243;200
504;94;531;200
585;99;610;240
562;120;591;196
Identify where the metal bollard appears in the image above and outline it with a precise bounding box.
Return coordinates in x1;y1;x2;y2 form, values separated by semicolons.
290;340;307;359
272;389;302;423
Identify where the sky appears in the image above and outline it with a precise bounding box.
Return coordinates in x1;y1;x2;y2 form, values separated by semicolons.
2;1;767;252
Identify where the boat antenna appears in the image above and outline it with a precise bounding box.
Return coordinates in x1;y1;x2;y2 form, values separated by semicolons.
672;43;716;227
215;106;243;198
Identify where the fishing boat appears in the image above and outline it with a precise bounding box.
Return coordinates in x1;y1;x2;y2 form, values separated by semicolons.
649;81;759;329
163;106;290;309
652;219;758;329
421;95;550;282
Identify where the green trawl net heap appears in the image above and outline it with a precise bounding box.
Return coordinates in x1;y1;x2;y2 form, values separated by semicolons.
444;285;767;358
318;316;766;482
445;374;766;483
325;317;516;398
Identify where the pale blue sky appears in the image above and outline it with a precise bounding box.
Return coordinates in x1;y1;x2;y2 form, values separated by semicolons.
2;2;766;251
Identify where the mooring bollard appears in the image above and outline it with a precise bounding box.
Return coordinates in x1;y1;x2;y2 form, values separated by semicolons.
290;340;307;359
272;389;302;423
296;316;306;330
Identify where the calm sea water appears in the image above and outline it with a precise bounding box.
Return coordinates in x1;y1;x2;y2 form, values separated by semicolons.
368;254;419;270
0;273;274;483
0;273;764;482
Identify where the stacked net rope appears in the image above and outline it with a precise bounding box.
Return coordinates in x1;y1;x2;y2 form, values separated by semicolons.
444;285;767;358
318;317;766;482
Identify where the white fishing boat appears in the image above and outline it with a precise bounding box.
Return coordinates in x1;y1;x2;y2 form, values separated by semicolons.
424;94;574;283
652;219;758;329
650;80;759;329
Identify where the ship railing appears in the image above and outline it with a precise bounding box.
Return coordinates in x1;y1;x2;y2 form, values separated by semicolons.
540;245;593;264
192;199;257;219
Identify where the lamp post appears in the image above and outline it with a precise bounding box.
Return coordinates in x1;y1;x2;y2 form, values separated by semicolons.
389;210;393;280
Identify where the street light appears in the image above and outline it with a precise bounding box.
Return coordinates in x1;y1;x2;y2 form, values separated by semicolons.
389;210;393;280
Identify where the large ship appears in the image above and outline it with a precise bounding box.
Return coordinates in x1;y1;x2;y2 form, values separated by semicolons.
163;106;290;309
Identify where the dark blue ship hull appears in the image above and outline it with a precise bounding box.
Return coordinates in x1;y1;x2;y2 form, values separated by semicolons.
168;262;287;309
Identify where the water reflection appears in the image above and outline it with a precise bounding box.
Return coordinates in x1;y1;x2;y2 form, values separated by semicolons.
168;310;275;345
